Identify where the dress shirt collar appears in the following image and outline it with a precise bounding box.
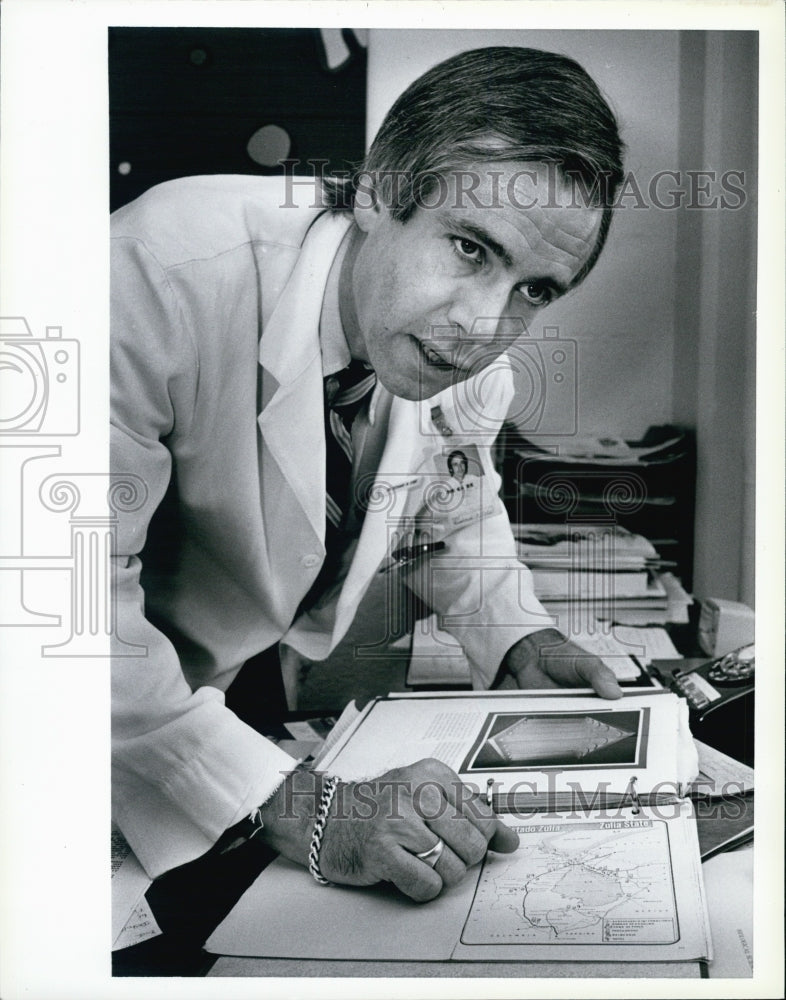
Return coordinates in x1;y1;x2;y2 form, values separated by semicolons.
319;223;386;425
319;224;353;379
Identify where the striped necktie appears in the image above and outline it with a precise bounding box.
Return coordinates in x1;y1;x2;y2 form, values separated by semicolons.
296;361;376;616
324;360;377;532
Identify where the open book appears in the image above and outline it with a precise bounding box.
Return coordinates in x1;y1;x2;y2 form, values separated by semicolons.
207;690;712;964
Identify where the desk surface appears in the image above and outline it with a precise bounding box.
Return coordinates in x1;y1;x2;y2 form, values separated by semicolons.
208;957;703;978
113;640;753;978
113;781;752;979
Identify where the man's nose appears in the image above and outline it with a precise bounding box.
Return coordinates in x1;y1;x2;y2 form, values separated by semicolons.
446;282;520;345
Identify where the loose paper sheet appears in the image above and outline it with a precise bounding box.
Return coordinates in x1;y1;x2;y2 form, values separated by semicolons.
206;855;476;960
407;613;647;684
112;897;162;952
690;738;755;798
701;846;754;977
111;825;152;945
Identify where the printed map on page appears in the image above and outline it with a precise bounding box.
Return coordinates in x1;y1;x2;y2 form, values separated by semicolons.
461;818;679;946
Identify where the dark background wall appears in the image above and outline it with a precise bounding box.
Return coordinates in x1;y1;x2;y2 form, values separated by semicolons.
109;27;367;211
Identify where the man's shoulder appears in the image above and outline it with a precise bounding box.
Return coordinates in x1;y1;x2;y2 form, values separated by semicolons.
110;174;339;269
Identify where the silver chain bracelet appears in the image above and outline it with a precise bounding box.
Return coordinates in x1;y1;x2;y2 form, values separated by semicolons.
308;774;340;885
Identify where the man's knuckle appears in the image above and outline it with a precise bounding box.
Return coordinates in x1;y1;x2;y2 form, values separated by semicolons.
467;835;488;865
401;871;441;902
408;780;445;821
438;857;467;888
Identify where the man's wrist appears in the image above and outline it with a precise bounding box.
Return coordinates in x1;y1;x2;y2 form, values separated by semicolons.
501;628;566;683
255;769;333;867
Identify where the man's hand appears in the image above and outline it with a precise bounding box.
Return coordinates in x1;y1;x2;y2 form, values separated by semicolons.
503;628;623;699
257;759;518;902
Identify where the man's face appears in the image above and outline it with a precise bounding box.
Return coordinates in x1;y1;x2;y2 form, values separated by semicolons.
449;455;467;481
339;161;603;401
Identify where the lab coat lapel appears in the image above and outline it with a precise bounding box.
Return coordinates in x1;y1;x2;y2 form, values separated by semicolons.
257;212;352;542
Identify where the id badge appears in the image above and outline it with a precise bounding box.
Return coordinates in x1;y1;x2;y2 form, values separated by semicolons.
423;443;498;533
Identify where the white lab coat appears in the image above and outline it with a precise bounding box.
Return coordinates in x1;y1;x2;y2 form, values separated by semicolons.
110;175;548;877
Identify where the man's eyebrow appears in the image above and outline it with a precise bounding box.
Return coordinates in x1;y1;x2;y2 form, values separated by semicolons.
451;219;514;267
451;216;572;298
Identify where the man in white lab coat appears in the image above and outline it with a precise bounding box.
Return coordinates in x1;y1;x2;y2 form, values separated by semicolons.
111;46;625;899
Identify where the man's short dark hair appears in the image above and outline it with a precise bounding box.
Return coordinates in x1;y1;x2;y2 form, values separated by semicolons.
325;46;624;281
448;450;468;472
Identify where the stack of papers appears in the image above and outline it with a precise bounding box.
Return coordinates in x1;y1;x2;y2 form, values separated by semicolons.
514;522;657;570
511;523;692;626
514;430;689;466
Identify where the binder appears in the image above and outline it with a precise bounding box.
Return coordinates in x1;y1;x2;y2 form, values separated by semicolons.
207;689;712;964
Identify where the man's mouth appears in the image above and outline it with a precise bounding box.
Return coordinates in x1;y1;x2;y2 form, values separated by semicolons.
420;343;455;369
418;341;479;382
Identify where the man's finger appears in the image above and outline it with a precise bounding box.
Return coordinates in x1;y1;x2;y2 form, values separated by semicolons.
414;759;507;831
425;807;488;867
381;844;442;902
445;786;520;855
423;839;468;889
406;764;521;858
487;820;520;853
575;657;623;699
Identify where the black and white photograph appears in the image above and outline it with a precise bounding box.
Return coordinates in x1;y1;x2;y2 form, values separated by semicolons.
0;2;783;998
461;709;646;771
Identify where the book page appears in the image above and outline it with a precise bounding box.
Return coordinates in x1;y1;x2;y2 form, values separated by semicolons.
451;802;711;962
318;691;697;804
205;856;475;960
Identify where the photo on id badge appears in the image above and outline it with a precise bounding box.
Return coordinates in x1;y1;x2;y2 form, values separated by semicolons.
424;444;496;532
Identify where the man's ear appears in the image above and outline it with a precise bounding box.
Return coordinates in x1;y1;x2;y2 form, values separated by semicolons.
352;185;388;234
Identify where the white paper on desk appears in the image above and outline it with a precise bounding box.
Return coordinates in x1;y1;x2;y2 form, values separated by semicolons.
112;896;162;951
690;739;755;798
111;825;152;943
406;614;645;684
702;846;754;977
612;626;681;665
205;855;477;960
559;627;646;680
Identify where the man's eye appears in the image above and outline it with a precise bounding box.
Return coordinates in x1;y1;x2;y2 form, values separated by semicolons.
452;237;485;265
519;282;553;307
